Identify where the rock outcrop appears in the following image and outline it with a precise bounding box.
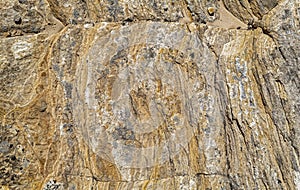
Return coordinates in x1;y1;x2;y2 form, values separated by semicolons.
0;0;299;189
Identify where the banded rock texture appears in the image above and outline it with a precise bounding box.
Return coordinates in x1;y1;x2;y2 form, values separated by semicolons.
0;0;299;189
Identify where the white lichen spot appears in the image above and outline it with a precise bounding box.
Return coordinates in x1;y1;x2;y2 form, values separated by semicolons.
250;121;256;128
59;124;64;136
239;81;246;101
84;23;93;29
177;176;190;190
11;40;33;60
98;22;108;32
189;178;197;190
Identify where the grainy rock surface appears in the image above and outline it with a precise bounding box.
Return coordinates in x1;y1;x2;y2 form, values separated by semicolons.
0;0;299;189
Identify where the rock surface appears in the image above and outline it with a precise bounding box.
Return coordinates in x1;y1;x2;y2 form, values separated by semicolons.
0;0;299;189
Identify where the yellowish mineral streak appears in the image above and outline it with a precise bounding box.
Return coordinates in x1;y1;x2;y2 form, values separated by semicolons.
0;0;299;189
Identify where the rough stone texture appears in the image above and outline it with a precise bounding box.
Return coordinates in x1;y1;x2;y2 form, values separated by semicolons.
0;0;299;189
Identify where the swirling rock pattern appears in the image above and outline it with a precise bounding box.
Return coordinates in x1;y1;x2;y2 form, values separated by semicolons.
0;0;299;189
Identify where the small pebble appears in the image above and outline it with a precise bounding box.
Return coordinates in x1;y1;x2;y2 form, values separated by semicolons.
14;16;22;25
207;7;216;16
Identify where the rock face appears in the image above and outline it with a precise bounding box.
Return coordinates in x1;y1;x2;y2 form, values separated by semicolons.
0;0;299;189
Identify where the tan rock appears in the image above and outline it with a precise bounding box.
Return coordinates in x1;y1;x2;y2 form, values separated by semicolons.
0;0;299;189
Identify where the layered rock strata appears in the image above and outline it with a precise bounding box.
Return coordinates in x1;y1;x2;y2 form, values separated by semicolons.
0;0;299;189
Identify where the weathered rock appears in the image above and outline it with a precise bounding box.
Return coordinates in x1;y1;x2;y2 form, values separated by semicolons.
46;0;219;24
0;0;64;37
0;0;299;189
